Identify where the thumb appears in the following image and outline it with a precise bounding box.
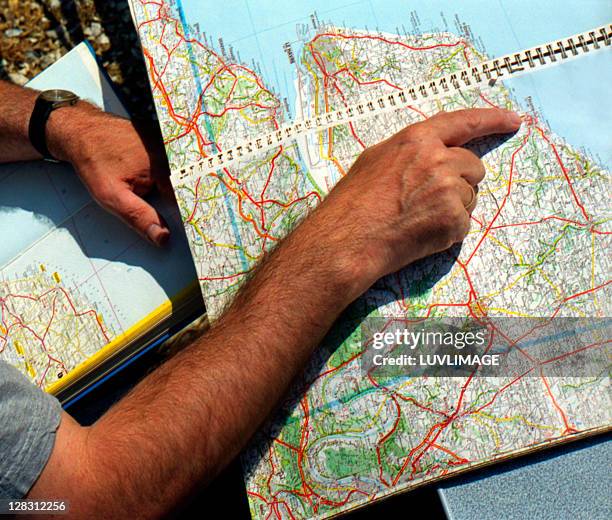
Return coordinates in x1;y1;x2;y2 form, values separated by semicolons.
110;188;171;246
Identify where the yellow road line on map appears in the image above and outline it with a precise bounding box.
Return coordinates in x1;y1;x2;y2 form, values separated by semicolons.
472;414;501;448
240;112;276;125
433;46;465;72
430;262;463;295
480;261;547;302
475;411;556;431
487;234;522;261
368;395;389;426
484;308;533;317
480;271;526;301
188;219;240;253
304;54;345;175
304;60;320;115
537;270;563;301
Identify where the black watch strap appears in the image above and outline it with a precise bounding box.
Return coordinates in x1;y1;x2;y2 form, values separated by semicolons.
28;91;79;162
28;97;56;161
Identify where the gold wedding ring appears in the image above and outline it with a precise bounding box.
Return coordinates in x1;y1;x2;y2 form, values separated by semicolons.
464;184;477;210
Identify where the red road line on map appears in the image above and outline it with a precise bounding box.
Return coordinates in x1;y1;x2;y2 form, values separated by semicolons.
210;172;279;242
198;270;252;282
0;289;100;386
540;372;576;434
535;126;590;221
274;438;300;452
431;443;469;464
557;280;611;307
490;215;591;231
260;147;283;200
184;176;201;224
2;288;108;341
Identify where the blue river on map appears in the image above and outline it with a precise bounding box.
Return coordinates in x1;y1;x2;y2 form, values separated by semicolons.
178;0;611;168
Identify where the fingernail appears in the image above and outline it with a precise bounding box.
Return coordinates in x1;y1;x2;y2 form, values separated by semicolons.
506;110;522;126
146;223;170;246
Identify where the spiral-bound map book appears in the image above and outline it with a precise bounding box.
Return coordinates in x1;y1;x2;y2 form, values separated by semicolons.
129;1;611;518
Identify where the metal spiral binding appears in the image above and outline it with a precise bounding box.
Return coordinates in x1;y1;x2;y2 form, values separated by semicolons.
177;23;611;181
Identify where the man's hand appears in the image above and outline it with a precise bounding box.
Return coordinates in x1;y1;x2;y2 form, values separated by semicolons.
0;80;171;246
310;107;522;297
48;106;172;246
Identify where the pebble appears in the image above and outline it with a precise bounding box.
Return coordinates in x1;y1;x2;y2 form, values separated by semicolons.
96;33;110;47
90;22;102;37
4;28;22;38
8;72;29;85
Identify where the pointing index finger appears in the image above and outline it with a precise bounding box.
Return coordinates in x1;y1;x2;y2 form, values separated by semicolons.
424;108;522;146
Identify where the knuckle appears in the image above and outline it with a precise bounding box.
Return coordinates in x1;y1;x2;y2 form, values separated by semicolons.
354;145;374;166
449;204;467;223
387;137;420;165
401;122;430;142
399;142;422;160
428;110;448;124
93;183;115;206
428;147;450;168
466;152;486;175
463;110;482;132
434;174;457;196
443;204;466;233
437;213;455;234
426;201;467;251
359;145;371;157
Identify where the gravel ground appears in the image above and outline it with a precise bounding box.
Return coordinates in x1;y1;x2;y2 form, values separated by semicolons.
0;0;156;119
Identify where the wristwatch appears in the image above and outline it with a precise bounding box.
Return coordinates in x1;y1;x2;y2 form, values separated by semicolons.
28;89;80;162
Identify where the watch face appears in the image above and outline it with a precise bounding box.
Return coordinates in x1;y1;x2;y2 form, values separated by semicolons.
40;89;79;103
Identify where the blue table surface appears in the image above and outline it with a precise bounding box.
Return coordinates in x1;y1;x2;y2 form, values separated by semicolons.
438;433;611;520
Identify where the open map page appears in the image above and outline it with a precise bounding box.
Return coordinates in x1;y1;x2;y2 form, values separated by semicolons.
130;1;611;518
0;44;198;394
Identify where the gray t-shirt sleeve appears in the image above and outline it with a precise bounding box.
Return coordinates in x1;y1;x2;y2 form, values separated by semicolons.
0;362;62;499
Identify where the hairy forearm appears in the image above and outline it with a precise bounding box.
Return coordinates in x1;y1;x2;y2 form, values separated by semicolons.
75;211;365;517
0;80;101;163
0;80;41;161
